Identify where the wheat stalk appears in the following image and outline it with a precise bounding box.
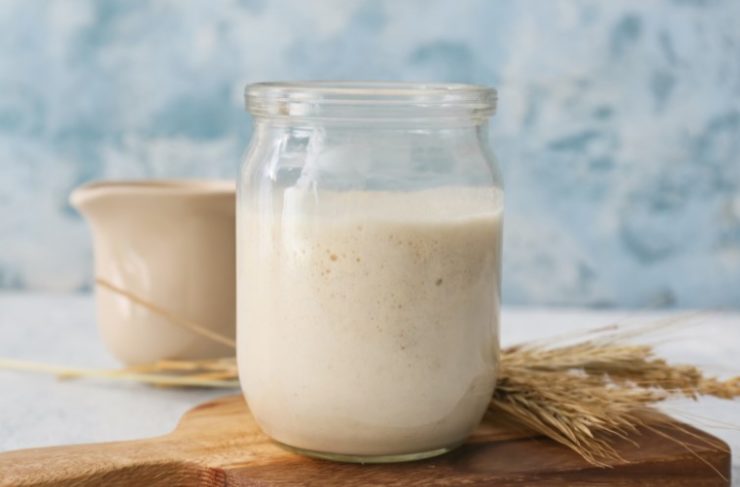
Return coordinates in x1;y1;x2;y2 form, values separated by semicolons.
95;278;236;348
0;358;239;388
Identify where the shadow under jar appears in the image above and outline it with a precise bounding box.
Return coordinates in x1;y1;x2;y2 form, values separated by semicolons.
237;81;504;463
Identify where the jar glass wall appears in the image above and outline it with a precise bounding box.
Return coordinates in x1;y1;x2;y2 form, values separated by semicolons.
237;82;503;462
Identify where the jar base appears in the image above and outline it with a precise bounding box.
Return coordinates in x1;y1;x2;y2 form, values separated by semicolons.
274;441;461;464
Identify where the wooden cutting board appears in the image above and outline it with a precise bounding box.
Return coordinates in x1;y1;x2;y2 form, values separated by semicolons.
0;395;731;486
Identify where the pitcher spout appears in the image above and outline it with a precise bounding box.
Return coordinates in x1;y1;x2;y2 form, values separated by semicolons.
69;181;112;218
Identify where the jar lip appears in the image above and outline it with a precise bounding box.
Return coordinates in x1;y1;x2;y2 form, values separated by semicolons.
245;81;497;121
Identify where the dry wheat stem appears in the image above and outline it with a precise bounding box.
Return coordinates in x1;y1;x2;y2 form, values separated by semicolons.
0;358;239;388
95;277;236;348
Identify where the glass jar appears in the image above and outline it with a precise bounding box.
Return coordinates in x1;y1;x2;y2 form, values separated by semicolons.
238;82;503;463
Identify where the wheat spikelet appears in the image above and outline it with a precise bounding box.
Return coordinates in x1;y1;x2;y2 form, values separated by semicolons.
491;321;738;471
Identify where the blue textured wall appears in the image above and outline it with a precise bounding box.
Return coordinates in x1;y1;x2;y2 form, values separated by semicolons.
1;0;739;307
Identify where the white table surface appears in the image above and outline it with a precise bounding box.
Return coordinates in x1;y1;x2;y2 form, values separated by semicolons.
1;293;738;483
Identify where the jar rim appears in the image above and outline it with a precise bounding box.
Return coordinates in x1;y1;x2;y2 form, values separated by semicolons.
245;81;497;122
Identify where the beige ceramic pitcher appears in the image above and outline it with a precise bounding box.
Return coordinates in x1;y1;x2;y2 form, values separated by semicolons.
71;180;236;365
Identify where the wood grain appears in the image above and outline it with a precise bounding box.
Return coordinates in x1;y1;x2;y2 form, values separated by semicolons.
0;395;731;486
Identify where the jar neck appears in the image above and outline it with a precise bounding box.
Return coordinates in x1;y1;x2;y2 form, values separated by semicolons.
251;116;489;129
250;119;491;140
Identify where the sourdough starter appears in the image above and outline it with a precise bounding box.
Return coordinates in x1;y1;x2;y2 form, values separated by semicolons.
238;187;503;456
